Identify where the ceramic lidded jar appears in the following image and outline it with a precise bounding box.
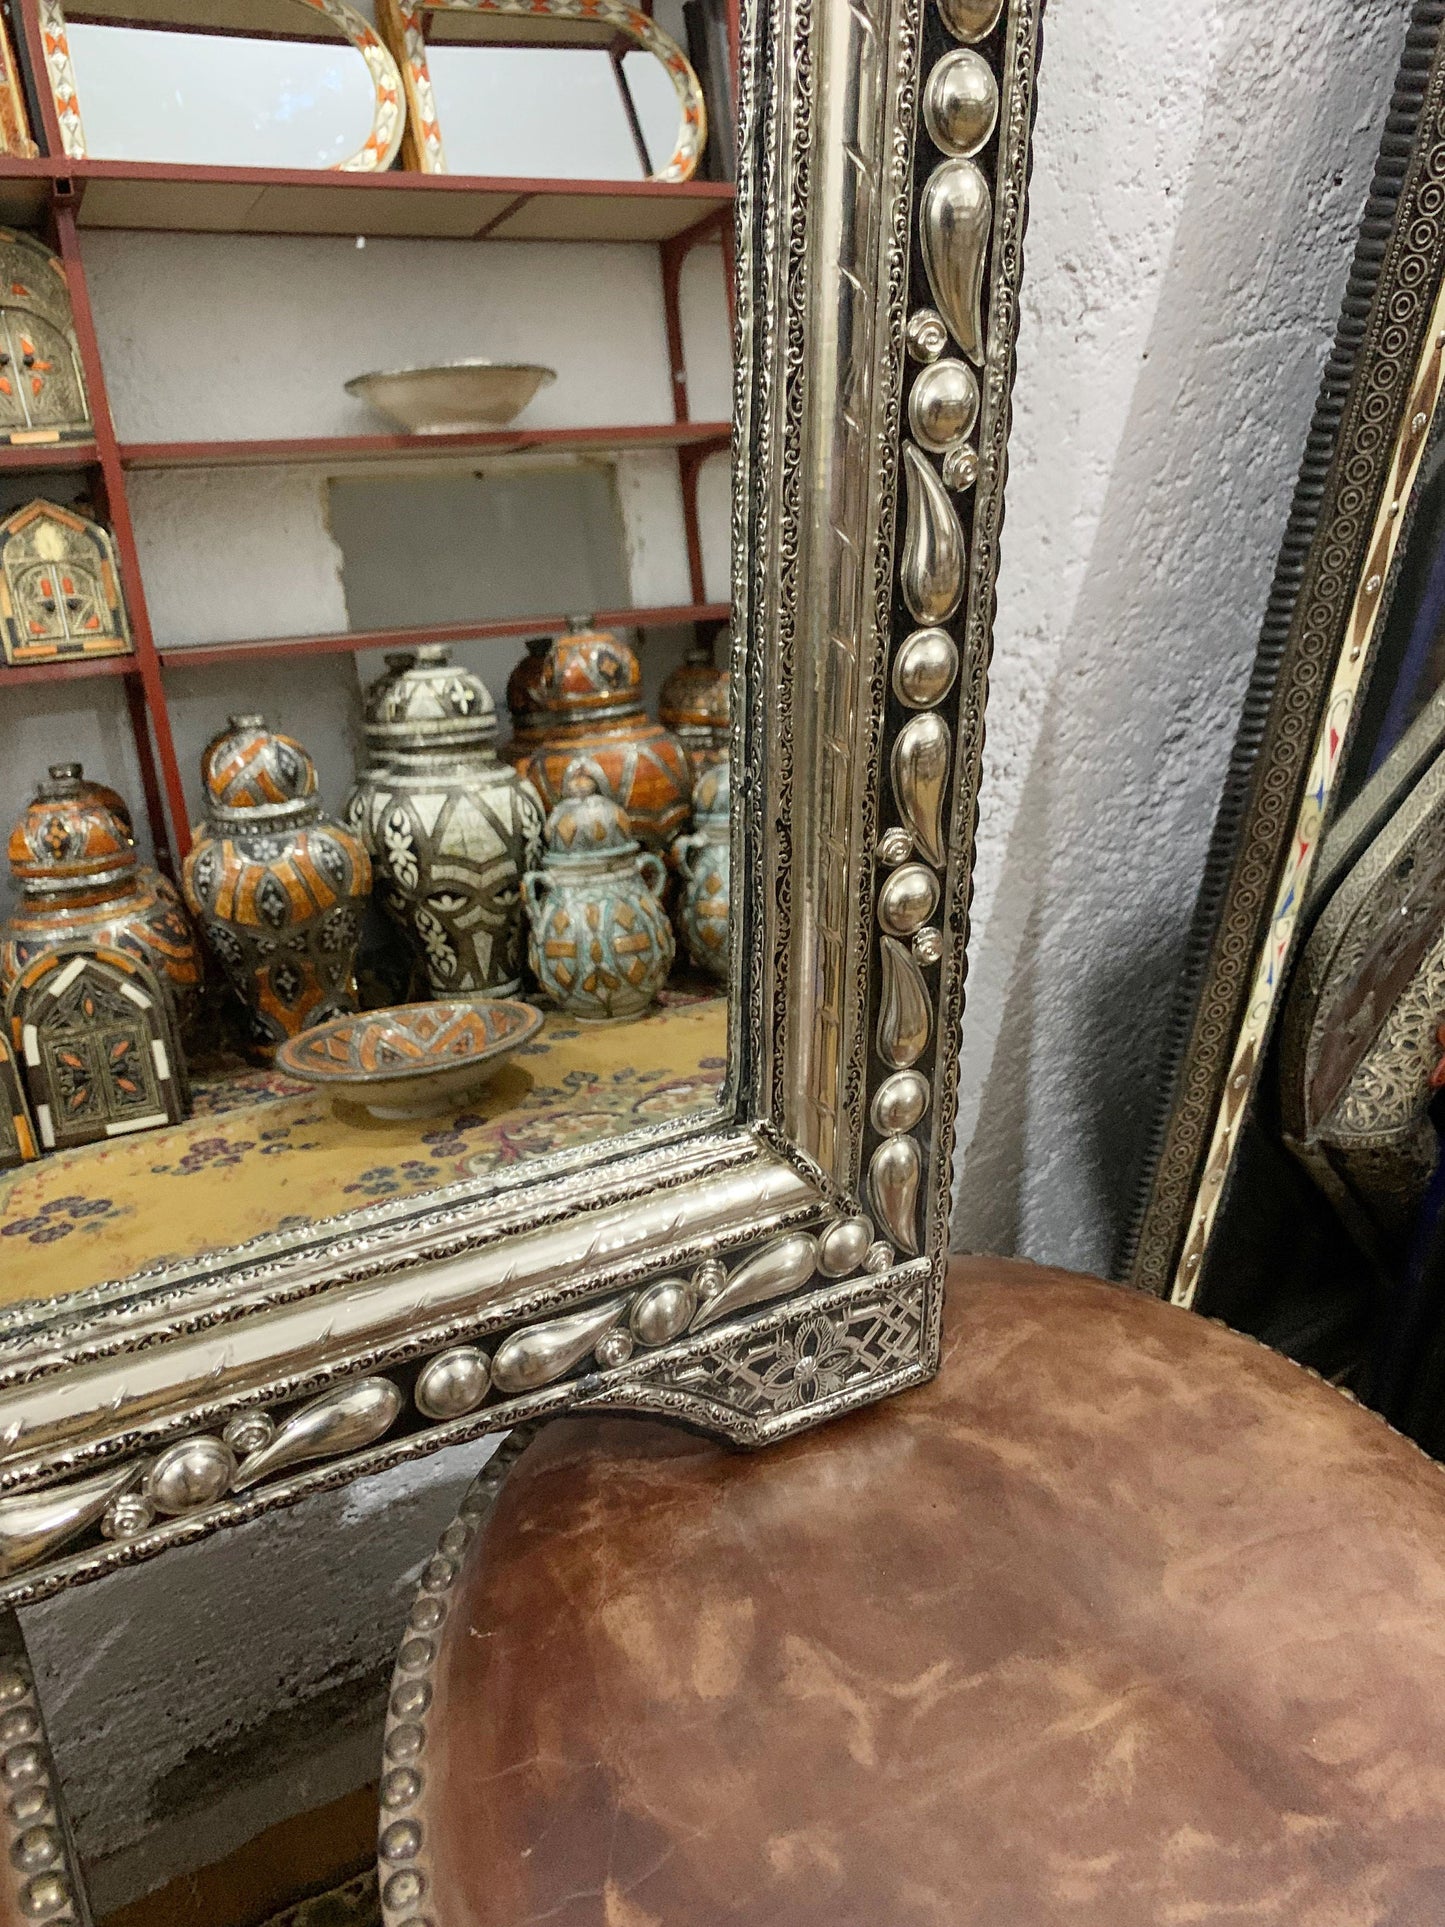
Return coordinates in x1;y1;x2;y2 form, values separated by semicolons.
673;758;730;980
500;636;554;773
1;763;202;1024
49;760;185;907
348;645;545;997
344;650;415;844
182;715;371;1057
522;771;674;1023
522;629;693;855
659;633;731;777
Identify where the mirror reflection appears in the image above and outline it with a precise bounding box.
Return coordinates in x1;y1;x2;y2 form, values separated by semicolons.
1201;403;1445;1456
0;0;736;1308
61;12;382;170
424;44;685;181
1;618;732;1301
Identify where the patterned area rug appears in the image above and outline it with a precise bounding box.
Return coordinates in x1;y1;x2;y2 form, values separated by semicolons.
0;996;727;1304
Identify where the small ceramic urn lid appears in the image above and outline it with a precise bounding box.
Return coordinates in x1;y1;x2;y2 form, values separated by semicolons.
48;762;135;840
201;715;320;826
8;763;136;892
534;628;644;724
691;757;730;832
359;652;417;747
660;636;730;734
365;644;498;753
505;636;553;731
542;769;639;859
365;650;418;704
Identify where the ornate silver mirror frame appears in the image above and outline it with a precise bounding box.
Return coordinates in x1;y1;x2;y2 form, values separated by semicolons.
1128;2;1445;1304
0;0;1042;1606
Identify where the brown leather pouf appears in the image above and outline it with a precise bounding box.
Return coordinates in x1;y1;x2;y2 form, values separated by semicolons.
378;1260;1445;1926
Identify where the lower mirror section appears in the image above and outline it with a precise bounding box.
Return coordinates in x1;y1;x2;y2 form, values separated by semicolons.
0;1217;933;1603
0;990;728;1304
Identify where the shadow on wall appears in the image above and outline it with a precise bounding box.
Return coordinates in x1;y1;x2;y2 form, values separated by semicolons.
953;0;1412;1275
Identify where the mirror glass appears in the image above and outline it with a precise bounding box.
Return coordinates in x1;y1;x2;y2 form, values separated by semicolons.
62;9;379;170
1198;397;1445;1456
423;41;685;180
0;0;736;1312
1;452;734;1305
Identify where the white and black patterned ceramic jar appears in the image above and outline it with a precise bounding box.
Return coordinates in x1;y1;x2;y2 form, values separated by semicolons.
349;646;545;998
344;651;415;843
182;716;372;1058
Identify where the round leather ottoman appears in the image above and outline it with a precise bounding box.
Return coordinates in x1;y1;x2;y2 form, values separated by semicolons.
378;1259;1445;1926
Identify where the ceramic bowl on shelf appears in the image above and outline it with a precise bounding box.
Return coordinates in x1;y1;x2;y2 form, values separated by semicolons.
344;361;557;434
275;998;543;1119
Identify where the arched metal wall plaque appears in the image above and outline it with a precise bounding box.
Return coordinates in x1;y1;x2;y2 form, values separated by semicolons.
0;0;1040;1607
1127;3;1445;1309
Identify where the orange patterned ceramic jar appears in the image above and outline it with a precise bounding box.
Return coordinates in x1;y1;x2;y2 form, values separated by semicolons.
673;757;730;980
182;716;372;1058
1;763;201;1024
659;634;730;776
500;636;553;772
522;629;693;853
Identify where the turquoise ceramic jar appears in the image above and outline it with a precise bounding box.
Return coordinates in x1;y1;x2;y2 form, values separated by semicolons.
522;773;673;1022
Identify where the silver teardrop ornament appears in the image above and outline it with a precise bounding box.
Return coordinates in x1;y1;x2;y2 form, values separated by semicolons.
877;936;933;1069
919;158;992;364
690;1233;818;1332
0;1464;139;1577
902;443;965;623
491;1296;630;1396
231;1378;402;1491
937;0;1005;44
892;713;951;867
909;357;980;454
893;627;959;710
924;49;999;157
869;1135;923;1255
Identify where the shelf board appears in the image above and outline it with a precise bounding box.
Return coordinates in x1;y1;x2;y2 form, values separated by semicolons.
1;652;135;686
0;439;99;472
0;158;734;243
157;603;730;672
119;422;732;473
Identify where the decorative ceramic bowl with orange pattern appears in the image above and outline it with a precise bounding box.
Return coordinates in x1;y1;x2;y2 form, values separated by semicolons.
275;997;543;1119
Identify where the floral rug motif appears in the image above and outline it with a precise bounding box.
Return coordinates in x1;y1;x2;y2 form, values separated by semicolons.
0;998;727;1305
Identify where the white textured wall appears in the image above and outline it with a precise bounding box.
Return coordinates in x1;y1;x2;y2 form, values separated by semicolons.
951;0;1412;1273
12;0;1417;1908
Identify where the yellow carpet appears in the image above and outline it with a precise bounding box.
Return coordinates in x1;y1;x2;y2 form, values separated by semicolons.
0;999;727;1305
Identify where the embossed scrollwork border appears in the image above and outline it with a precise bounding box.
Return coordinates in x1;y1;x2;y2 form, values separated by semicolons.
1127;1;1445;1302
0;0;1042;1606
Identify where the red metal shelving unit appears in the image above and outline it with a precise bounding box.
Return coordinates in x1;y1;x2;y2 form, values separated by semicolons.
157;602;731;673
0;652;133;687
119;422;731;473
0;0;736;880
0;154;734;242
